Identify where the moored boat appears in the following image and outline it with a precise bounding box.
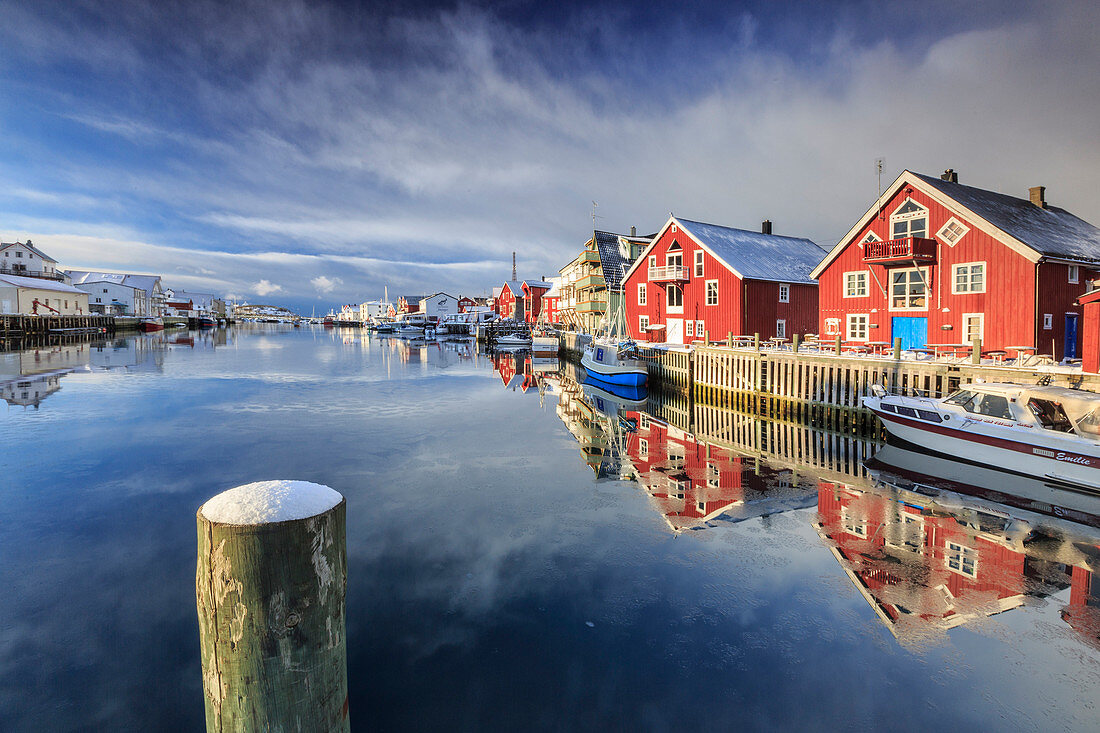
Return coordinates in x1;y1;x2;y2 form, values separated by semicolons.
864;381;1100;493
581;339;647;387
139;317;164;332
496;332;532;346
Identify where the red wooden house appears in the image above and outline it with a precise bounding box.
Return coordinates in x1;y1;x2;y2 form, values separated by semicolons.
496;280;551;322
541;278;561;324
623;216;824;344
1078;287;1100;372
521;280;551;324
457;296;476;313
810;170;1100;359
496;281;522;319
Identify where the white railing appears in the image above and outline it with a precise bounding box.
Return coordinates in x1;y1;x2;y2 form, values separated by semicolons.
648;265;689;281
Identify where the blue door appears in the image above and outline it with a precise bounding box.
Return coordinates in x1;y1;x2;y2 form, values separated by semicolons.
1066;313;1079;359
891;317;928;350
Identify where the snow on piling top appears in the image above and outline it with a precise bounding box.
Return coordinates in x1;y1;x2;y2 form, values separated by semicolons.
201;480;342;525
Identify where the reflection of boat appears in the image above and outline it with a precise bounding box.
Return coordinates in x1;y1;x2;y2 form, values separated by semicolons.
867;442;1100;528
865;382;1100;492
139;317;164;332
581;378;647;407
198;316;216;328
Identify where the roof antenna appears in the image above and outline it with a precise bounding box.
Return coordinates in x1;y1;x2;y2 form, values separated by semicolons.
874;157;885;197
512;251;517;282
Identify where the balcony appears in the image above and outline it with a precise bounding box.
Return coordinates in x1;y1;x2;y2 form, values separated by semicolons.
579;250;601;263
863;237;937;264
576;299;606;314
576;273;606;290
648;265;690;282
0;266;65;282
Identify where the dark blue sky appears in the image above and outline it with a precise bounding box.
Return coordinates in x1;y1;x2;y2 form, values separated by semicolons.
1;0;1097;311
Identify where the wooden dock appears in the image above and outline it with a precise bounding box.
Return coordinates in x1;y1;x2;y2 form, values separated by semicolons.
1;314;114;340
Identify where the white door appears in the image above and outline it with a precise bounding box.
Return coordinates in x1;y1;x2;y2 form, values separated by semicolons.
667;318;683;344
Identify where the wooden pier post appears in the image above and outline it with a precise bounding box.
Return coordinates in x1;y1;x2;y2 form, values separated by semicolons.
754;333;760;351
893;337;902;361
971;337;982;365
792;334;800;354
196;480;349;732
835;335;841;355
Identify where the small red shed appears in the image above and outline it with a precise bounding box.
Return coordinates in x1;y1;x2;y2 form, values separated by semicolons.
1078;286;1100;373
622;215;824;344
811;170;1100;360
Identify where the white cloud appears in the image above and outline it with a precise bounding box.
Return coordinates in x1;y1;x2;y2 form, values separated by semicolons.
310;275;340;293
252;280;282;297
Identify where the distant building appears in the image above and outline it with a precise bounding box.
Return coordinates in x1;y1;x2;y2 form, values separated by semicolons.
166;290;216;316
419;292;460;318
75;280;147;315
67;271;166;317
457;296;476;312
0;273;90;315
360;300;392;323
0;240;62;281
541;277;562;324
558;229;654;333
496;281;524;319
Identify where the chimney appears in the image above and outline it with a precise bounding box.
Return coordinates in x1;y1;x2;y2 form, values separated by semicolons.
940;168;958;183
630;225;637;236
761;220;772;235
1029;186;1047;208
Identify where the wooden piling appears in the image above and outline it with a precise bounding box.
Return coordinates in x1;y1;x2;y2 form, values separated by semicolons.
893;337;902;361
196;480;349;733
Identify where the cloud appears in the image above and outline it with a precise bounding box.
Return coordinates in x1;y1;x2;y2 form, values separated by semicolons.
310;275;340;293
252;280;282;297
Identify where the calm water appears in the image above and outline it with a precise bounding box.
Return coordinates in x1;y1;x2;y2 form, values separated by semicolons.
2;326;1099;731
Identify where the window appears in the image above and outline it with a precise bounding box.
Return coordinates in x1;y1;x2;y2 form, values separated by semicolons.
844;271;868;297
890;199;927;239
945;541;978;578
1043;313;1053;330
937;218;969;246
639;438;649;457
639;315;649;333
666;251;683;268
666;285;683;312
640;414;650;429
696;320;704;339
841;506;867;537
637;283;646;306
952;263;985;294
16;251;22;258
962;313;984;342
95;298;101;303
778;284;790;303
103;288;108;293
706;280;718;306
707;464;719;489
1069;265;1080;284
776;319;786;339
686;320;694;338
695;250;704;277
649;255;656;272
860;231;882;245
847;314;869;341
890;268;929;310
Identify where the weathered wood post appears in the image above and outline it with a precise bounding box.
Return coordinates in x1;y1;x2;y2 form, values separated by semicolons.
754;332;760;351
835;335;842;355
972;337;982;365
726;332;733;348
792;334;801;354
893;337;902;361
196;480;349;732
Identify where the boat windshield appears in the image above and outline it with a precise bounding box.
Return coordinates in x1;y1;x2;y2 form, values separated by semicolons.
943;390;1013;419
1027;398;1074;432
1076;409;1100;437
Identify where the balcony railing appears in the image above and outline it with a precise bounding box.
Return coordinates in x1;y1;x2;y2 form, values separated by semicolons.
0;266;65;282
648;265;690;282
863;237;937;263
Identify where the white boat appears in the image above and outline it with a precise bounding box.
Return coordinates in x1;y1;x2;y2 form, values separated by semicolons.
864;382;1100;492
496;332;531;346
581;297;647;388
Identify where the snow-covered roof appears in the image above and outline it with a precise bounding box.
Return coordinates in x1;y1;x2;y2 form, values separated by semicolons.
503;281;524;296
673;218;825;283
67;270;162;296
0;241;57;262
522;279;551;291
0;274;88;294
592;230;631;289
543;277;562;297
913;172;1100;261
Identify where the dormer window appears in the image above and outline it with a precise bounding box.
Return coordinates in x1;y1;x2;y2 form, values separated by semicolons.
860;232;882;246
668;239;681;251
890;199;928;240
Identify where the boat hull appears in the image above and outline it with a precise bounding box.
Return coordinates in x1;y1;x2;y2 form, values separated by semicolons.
865;398;1100;492
581;355;646;386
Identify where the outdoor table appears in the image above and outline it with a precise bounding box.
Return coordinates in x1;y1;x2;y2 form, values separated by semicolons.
982;349;1008;364
1006;346;1036;358
864;340;890;355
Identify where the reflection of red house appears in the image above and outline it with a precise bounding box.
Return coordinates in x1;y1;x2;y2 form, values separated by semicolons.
622;410;747;531
1063;562;1100;652
492;352;537;392
816;482;1031;638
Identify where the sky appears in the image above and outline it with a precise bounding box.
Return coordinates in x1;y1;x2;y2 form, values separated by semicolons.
2;0;1099;313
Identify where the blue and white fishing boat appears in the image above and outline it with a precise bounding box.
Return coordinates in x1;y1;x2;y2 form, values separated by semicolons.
581;301;647;387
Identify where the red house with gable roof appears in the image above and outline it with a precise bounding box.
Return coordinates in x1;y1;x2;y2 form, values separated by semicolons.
811;169;1100;360
623;215;825;344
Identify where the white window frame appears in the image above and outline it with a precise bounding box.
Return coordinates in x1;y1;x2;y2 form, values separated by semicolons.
1069;265;1080;284
951;262;986;294
1043;313;1053;330
666;284;683;314
648;255;656;274
696;320;704;339
776;319;786;339
889;267;930;312
846;313;869;342
638;315;649;333
962;313;984;342
840;506;867;538
694;250;704;277
843;270;869;298
685;320;694;338
890;198;929;240
945;541;978;578
639;438;649;457
778;283;790;303
707;463;719;489
640;414;650;429
705;280;718;306
937;217;969;246
637;282;646;306
860;231;882;246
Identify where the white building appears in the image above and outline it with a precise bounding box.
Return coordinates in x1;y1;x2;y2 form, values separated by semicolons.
0;240;61;280
0;274;90;315
359;300;392;323
74;280;147;316
67;271;166;317
419;292;460;318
